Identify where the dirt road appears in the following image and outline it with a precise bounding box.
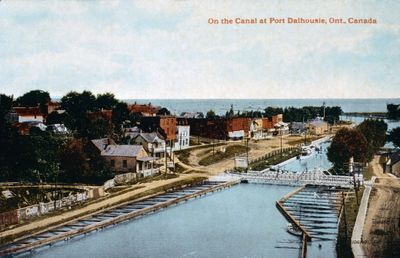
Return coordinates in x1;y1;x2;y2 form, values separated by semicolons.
362;156;400;258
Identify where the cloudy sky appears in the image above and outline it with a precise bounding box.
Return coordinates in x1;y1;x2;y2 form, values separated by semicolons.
0;0;399;99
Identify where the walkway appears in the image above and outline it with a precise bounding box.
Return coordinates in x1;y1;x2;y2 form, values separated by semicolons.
235;169;363;188
351;177;376;258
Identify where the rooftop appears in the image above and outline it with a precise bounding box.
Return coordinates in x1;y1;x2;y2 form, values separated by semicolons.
101;145;143;157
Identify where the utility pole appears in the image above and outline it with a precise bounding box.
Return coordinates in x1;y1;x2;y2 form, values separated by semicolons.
280;125;283;157
342;191;348;241
246;137;249;171
164;140;167;174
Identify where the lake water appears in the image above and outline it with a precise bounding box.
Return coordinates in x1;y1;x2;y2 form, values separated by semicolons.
126;98;400;115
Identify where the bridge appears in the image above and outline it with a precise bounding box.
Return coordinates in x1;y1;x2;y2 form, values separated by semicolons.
231;169;364;188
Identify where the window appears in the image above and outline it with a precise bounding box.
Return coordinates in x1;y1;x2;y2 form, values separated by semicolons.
123;160;127;168
110;160;115;167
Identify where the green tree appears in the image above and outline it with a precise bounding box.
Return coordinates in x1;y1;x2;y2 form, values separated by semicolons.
59;139;90;183
86;116;115;140
157;107;171;115
327;128;368;174
206;109;216;119
15;90;51;114
225;104;235;118
389;127;400;148
60;91;96;117
357;119;387;159
112;102;130;127
387;104;400;120
46;111;72;126
60;91;96;133
96;93;119;110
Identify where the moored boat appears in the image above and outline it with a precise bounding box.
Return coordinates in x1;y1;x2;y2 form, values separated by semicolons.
287;223;302;237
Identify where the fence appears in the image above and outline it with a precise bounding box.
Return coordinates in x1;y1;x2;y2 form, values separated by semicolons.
0;191;89;228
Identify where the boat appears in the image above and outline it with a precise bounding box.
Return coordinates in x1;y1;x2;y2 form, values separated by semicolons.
301;146;312;156
287;223;302;237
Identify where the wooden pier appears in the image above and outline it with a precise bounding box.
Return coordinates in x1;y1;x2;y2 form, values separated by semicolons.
276;186;345;258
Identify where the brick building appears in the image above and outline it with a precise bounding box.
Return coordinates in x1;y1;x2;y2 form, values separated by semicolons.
179;117;250;140
128;103;160;116
262;114;283;130
140;115;177;141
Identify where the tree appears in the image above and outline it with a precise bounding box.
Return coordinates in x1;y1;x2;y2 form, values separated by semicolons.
46;111;72;126
389;127;400;148
157;107;171;116
59;139;90;182
60;91;96;117
15;90;51;114
327;128;368;174
60;91;96;132
112;102;130;126
225;104;235;118
96;93;118;110
206;109;216;119
387;104;400;120
357;119;388;159
82;116;115;140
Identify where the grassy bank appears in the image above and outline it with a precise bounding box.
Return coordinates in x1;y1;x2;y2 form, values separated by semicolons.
287;135;323;146
249;147;300;171
176;143;225;165
198;145;248;166
336;188;364;258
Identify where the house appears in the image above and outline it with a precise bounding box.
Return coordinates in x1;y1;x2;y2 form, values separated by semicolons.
128;102;160;116
385;152;400;177
226;117;251;139
46;101;60;115
140;115;177;142
180;112;204;119
46;124;69;135
87;109;112;120
290;122;306;134
262;114;283;131
127;131;167;157
90;138;158;177
175;125;190;150
11;121;46;135
7;107;44;123
308;120;329;135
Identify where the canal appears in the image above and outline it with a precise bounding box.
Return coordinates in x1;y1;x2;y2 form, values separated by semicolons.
21;140;339;258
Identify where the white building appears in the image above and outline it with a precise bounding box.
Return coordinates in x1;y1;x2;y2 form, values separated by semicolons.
8;107;44;123
175;125;190;150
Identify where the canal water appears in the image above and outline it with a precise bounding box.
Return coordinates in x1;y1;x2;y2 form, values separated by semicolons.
280;141;332;173
25;184;305;258
23;184;337;258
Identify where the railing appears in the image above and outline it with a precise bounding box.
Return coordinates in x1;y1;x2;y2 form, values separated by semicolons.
140;168;160;177
233;169;363;188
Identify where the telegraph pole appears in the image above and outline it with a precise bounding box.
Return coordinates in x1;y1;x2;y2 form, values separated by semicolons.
246;137;249;171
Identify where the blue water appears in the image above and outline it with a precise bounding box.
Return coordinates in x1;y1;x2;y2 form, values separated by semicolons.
126;98;400;115
280;142;333;173
26;184;311;258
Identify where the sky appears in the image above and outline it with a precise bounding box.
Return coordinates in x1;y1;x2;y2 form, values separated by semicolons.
0;0;399;99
